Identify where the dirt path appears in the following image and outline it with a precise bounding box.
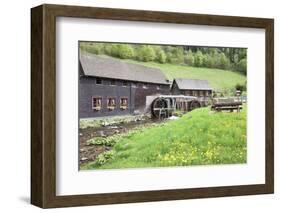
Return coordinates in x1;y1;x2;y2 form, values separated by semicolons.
79;118;162;167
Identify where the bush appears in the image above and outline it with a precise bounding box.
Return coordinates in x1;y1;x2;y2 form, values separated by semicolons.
166;52;173;63
110;44;135;59
236;58;247;74
96;150;116;165
194;51;204;67
87;135;123;146
156;50;167;63
162;46;184;64
212;51;220;68
136;45;156;62
103;44;113;55
235;82;246;92
171;47;184;64
218;53;231;69
184;50;195;66
81;43;104;55
204;54;215;68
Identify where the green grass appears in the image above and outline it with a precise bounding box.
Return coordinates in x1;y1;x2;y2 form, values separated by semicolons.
123;59;246;90
82;106;247;170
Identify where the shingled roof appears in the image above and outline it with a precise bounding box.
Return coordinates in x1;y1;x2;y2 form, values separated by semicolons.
79;53;169;85
174;78;212;90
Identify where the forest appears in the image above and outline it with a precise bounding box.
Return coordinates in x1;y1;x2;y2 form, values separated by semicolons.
80;42;247;75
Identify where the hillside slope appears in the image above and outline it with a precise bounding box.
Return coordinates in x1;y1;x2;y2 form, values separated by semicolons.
83;106;247;170
124;59;246;90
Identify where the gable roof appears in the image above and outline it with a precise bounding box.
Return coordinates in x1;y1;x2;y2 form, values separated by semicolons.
174;78;212;90
79;53;170;85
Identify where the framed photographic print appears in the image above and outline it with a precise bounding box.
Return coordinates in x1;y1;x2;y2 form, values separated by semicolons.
31;4;274;208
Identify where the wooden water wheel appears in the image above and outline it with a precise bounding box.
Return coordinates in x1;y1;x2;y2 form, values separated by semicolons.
189;100;201;111
151;97;169;119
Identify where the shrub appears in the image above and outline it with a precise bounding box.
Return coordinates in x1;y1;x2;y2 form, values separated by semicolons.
184;50;195;66
136;45;156;62
171;47;184;64
204;54;215;68
194;51;204;67
236;58;247;74
156;50;167;63
212;50;220;68
235;82;246;92
110;44;135;59
218;53;231;70
96;150;116;165
104;44;113;55
87;135;122;146
166;52;173;63
81;43;104;55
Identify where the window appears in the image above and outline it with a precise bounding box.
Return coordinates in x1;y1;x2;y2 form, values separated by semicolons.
120;97;128;110
192;91;198;96
107;97;116;110
110;80;116;86
92;97;102;111
122;81;128;87
143;83;148;89
185;90;192;96
199;91;204;97
96;78;102;85
205;91;210;97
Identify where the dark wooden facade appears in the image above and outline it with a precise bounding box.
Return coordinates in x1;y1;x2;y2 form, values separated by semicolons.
171;79;212;97
79;76;170;118
79;53;171;118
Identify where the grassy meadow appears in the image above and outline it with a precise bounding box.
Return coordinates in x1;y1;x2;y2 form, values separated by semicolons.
124;59;246;91
82;106;247;170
